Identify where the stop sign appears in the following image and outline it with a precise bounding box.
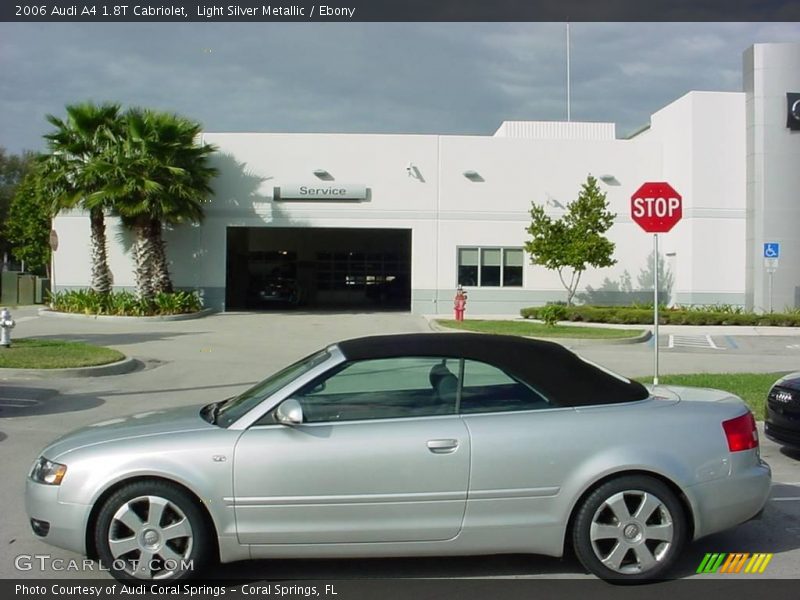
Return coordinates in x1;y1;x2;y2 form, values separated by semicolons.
631;182;682;233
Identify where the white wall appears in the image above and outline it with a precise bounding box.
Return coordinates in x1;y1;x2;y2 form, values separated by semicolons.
645;91;747;305
52;213;138;289
52;84;761;313
745;43;800;311
435;134;663;296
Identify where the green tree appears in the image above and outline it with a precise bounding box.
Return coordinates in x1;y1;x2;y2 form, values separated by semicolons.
525;175;617;305
100;109;216;301
0;148;37;263
41;102;123;294
4;162;52;274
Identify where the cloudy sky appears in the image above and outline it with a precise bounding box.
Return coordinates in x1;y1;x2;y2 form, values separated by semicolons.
1;21;799;155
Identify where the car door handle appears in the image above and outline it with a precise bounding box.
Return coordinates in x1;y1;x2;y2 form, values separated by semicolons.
427;439;459;453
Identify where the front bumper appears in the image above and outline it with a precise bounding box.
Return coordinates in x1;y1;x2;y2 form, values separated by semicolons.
765;420;800;450
687;458;771;539
25;478;91;555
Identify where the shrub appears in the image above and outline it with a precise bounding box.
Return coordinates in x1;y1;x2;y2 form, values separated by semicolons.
519;303;800;327
49;289;203;316
539;304;568;327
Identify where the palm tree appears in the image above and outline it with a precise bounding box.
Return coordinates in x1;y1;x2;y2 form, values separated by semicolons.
104;109;216;301
41;102;122;294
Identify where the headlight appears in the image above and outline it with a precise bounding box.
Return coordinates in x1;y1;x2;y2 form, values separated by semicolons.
30;457;67;485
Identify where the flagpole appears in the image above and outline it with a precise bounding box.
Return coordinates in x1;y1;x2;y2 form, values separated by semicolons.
566;21;571;122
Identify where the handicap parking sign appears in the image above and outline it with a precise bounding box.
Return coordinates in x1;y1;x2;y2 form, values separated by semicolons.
764;243;780;258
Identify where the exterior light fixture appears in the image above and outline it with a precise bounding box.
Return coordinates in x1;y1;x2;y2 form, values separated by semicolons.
598;174;620;185
313;169;333;180
463;170;484;182
406;162;423;180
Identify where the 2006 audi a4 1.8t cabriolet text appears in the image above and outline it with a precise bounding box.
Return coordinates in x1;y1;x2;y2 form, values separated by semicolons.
26;333;771;582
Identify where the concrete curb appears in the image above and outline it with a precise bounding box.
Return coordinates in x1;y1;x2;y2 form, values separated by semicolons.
0;357;141;380
38;307;217;322
531;329;652;346
426;318;652;345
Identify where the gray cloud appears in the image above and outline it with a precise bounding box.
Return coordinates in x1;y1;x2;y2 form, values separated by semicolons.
1;22;798;154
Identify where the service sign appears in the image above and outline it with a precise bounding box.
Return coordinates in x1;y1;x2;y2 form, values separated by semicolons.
275;184;368;201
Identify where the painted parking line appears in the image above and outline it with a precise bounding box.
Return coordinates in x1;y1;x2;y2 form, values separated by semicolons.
667;335;724;350
771;497;800;501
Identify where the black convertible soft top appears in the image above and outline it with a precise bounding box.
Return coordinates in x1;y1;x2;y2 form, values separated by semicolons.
337;333;649;408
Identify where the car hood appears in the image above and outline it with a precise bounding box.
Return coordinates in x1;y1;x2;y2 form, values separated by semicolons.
42;404;213;460
773;373;800;392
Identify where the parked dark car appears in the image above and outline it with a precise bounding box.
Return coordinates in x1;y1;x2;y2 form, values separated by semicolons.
365;274;410;306
248;277;300;307
765;373;800;450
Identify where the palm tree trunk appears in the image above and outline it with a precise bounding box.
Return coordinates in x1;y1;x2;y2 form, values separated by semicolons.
149;218;174;294
132;221;156;304
89;208;112;294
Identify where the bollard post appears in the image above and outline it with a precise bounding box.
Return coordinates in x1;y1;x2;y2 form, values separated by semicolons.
0;307;15;348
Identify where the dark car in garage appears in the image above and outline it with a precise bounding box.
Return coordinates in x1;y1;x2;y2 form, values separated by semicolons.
765;373;800;450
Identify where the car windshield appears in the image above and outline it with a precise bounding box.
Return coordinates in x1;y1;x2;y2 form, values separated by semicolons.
215;348;331;428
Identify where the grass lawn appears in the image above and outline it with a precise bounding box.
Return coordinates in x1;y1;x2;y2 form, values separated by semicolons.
635;372;790;419
0;338;125;369
435;319;645;339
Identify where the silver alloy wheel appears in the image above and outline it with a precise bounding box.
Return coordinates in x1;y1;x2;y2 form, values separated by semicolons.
107;495;194;580
589;489;674;575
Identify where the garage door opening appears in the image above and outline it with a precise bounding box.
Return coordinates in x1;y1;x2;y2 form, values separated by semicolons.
225;227;411;311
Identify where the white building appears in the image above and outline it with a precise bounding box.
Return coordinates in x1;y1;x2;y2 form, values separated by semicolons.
53;42;800;315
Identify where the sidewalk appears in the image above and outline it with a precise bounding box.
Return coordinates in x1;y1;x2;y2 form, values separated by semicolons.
424;314;800;337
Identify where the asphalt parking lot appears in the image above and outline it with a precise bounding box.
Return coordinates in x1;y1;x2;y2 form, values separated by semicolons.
1;306;799;581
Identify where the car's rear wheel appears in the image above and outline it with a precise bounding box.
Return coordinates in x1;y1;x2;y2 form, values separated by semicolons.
94;481;211;581
572;475;687;582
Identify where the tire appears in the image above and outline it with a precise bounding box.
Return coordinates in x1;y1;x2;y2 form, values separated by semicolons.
571;475;687;582
94;481;212;581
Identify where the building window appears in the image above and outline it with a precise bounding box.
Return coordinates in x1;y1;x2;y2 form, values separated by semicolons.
457;248;479;286
503;248;523;286
458;247;523;287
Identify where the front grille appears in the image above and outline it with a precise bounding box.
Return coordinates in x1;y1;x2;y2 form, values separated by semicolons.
768;386;800;410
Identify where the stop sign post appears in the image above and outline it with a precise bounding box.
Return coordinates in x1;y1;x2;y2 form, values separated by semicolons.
631;182;683;386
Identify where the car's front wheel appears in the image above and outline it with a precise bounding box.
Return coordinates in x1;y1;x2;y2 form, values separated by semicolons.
572;475;687;582
94;481;211;581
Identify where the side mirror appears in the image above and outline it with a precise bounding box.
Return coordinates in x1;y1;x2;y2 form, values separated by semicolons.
275;398;304;425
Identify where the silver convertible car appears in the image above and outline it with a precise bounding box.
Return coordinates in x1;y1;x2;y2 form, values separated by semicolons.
26;333;770;582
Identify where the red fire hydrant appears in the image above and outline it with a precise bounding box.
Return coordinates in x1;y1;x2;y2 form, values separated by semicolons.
454;286;467;322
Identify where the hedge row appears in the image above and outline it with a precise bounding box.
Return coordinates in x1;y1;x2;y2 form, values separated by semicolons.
50;289;203;316
520;305;800;326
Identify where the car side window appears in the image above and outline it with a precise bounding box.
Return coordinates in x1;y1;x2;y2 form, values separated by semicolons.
291;357;460;423
459;359;550;414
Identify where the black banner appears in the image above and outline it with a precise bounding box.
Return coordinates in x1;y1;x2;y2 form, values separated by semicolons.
4;579;800;600
3;0;800;22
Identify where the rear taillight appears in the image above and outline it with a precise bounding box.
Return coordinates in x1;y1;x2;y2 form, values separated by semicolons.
722;412;758;452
